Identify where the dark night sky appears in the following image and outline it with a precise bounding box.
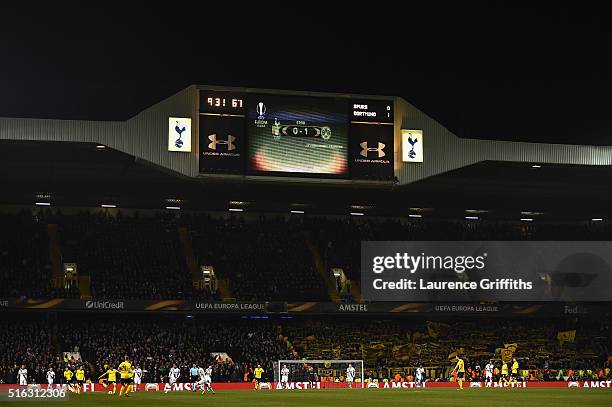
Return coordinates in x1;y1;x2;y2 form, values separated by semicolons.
1;1;611;145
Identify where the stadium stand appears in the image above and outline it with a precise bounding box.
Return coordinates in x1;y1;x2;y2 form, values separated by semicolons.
283;317;612;380
59;211;193;300
0;314;60;385
0;313;293;384
0;211;59;298
0;313;610;384
3;210;612;301
309;217;612;282
186;214;328;301
58;315;293;383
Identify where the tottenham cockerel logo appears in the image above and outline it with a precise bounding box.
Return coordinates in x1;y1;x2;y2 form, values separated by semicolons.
208;134;236;151
174;121;187;148
360;142;386;158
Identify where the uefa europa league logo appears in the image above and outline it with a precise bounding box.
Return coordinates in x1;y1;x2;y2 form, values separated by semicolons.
407;134;418;159
256;102;266;119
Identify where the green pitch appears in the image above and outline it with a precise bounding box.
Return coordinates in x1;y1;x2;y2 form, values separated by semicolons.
4;388;612;407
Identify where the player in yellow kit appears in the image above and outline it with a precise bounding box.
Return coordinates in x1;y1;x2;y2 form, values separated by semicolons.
117;356;134;397
98;365;119;394
511;358;519;383
63;367;74;392
253;365;264;390
500;361;509;385
75;366;85;394
451;357;465;390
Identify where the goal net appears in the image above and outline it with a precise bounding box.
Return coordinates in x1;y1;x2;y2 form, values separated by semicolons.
275;359;364;389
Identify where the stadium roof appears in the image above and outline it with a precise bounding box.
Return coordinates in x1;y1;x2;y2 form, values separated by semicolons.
2;85;612;220
1;140;611;220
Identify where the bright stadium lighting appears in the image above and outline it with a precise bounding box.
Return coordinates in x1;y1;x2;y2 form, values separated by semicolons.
290;210;305;214
351;205;373;210
229;208;243;212
520;218;533;222
465;216;479;220
592;218;603;222
96;145;106;149
35;202;51;206
165;206;181;210
521;211;543;216
465;209;488;214
531;164;541;168
408;214;422;218
349;212;364;216
101;204;117;208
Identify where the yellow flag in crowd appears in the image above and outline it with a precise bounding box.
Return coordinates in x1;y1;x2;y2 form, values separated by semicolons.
501;343;517;362
557;330;576;344
426;321;450;339
448;347;465;360
392;343;413;362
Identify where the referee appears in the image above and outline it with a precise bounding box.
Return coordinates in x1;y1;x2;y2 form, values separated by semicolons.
190;364;199;392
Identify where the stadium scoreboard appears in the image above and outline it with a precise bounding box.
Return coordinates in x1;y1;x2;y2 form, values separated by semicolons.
199;90;394;179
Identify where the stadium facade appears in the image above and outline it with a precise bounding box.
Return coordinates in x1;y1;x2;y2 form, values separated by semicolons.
1;84;611;186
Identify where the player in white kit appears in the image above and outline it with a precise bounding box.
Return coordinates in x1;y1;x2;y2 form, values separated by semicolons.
133;366;143;392
485;361;495;384
195;366;205;392
169;364;180;385
197;365;214;394
280;364;290;389
415;366;425;387
346;364;356;388
46;367;55;388
17;365;28;386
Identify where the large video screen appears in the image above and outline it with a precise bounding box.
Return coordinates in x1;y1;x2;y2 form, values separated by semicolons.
247;95;348;176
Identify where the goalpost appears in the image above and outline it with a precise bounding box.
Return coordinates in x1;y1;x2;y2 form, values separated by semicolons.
275;360;365;389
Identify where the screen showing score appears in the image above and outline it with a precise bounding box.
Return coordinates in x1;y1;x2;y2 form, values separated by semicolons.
351;100;393;123
199;90;394;178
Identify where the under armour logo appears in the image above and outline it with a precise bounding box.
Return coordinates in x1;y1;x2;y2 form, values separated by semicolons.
360;142;385;158
208;134;236;151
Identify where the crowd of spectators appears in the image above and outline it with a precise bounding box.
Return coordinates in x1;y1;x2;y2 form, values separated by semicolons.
57;315;293;383
59;211;192;299
0;314;60;384
307;217;612;281
0;313;292;384
3;209;612;301
1;313;611;384
0;211;53;298
187;214;327;301
284;315;612;380
0;210;329;301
